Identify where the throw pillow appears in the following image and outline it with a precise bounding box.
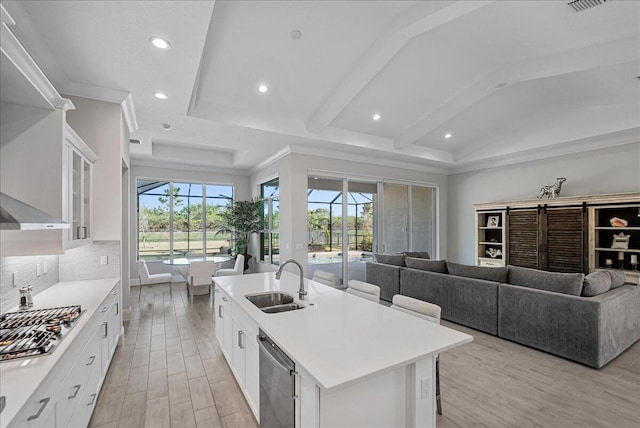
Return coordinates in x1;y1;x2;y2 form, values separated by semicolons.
405;257;447;273
403;251;430;259
604;270;627;289
507;265;584;296
446;261;508;282
374;253;406;267
582;271;611;297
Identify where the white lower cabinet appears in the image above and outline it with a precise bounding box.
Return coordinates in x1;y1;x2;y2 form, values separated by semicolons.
8;283;121;428
229;305;259;419
214;287;233;360
213;287;259;420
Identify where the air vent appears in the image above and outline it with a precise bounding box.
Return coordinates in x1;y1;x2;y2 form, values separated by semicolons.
130;139;141;145
567;0;609;12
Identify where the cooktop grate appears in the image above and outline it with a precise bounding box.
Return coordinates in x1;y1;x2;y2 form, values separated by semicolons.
0;305;82;361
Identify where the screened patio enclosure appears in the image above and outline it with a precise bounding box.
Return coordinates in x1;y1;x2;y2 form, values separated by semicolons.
137;180;233;262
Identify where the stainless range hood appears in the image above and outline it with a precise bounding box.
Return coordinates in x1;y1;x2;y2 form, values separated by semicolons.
0;192;70;230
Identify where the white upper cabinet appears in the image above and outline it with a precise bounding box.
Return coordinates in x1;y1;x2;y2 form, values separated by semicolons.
63;124;97;247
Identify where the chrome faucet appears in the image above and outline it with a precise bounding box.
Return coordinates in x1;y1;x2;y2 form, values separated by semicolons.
275;259;307;300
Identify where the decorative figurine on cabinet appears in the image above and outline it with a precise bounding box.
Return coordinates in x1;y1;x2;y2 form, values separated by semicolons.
537;177;566;199
611;232;630;250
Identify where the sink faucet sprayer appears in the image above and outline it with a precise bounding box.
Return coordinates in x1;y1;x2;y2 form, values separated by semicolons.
275;259;307;300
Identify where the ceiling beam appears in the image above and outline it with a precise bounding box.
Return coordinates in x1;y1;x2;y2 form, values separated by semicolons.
394;36;639;149
306;0;495;134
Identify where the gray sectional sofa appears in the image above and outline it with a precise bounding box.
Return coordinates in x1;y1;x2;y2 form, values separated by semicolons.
366;255;640;368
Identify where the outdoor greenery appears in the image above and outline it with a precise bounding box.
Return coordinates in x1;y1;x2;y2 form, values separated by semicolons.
307;202;373;251
217;198;263;255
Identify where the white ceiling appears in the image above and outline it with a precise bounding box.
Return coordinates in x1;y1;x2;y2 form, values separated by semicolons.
3;0;639;174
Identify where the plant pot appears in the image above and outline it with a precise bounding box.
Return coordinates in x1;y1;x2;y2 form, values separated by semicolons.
243;253;252;271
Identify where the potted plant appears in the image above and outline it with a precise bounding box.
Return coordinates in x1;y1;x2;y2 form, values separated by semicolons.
217;198;263;271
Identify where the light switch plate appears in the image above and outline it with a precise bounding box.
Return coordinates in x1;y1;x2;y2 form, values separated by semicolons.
420;378;431;400
12;272;18;287
36;264;42;277
100;256;108;265
43;262;48;274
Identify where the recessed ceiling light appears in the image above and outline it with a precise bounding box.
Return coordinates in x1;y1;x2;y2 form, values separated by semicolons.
444;133;452;139
258;84;269;93
150;37;171;50
154;92;168;100
290;30;302;40
372;113;381;121
162;123;171;131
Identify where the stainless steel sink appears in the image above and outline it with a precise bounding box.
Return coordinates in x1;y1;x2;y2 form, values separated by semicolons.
245;292;304;313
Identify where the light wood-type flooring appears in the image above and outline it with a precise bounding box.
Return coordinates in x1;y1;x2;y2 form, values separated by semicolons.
90;282;640;428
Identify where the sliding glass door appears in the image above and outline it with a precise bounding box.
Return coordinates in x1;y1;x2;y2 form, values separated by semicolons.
307;175;436;287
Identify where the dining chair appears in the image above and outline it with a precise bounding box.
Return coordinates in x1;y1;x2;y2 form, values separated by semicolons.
187;260;217;303
216;254;245;276
390;294;442;415
345;280;380;303
138;260;173;299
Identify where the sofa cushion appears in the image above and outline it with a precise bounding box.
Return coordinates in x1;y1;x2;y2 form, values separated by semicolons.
582;271;611;297
405;257;447;273
403;251;430;259
605;270;628;289
507;265;584;296
374;254;406;267
446;261;508;283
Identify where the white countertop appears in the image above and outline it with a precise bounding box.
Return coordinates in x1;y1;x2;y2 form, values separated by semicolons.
214;272;473;391
0;278;119;426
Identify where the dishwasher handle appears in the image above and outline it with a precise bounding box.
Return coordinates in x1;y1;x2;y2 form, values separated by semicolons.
257;334;292;373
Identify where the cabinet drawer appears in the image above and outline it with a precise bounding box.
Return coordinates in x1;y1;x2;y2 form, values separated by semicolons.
56;327;101;427
9;389;55;428
66;364;100;428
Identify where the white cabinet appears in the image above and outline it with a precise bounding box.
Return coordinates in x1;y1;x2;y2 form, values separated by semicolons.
213;286;259;419
214;286;233;360
229;307;259;416
63;125;96;247
10;384;57;428
98;286;121;376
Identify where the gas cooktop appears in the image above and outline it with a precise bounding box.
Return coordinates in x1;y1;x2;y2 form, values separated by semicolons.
0;305;82;361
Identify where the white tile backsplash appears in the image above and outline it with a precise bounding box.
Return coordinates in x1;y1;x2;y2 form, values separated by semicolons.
1;254;59;313
59;241;120;281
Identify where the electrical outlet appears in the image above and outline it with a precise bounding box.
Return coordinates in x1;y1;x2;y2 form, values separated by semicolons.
420;378;431;400
43;262;48;274
12;272;18;287
100;256;108;265
36;263;42;277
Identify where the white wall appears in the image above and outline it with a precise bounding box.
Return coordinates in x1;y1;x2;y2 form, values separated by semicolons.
128;163;251;282
250;152;449;276
448;142;640;265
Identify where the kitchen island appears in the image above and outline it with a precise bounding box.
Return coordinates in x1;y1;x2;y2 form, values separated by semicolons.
213;271;473;427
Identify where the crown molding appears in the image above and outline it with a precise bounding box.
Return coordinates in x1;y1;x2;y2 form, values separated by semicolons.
248;146;292;175
121;93;139;133
130;156;250;176
0;4;74;111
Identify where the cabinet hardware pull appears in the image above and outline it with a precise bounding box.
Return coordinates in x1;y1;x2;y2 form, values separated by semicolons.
218;305;223;318
87;393;97;406
112;289;119;295
291;371;299;399
68;384;81;399
101;306;108;313
222;297;228;302
114;302;119;315
76;227;81;240
82;226;87;239
214;288;220;293
86;355;96;366
238;330;245;349
103;322;108;338
27;397;50;420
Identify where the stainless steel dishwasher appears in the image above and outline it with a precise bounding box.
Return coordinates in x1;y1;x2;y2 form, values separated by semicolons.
257;329;298;428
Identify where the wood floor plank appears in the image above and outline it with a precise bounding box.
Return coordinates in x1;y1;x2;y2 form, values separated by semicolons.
168;371;192;405
194;405;224;428
185;354;206;379
188;376;215;411
170;401;197;428
167;351;186;375
148;368;169;400
126;364;149;395
118;391;147;428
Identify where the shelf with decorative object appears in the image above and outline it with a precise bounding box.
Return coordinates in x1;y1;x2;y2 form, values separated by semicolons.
589;201;640;283
475;210;506;267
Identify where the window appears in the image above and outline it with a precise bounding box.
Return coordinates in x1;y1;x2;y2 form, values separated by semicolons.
137;180;233;261
260;178;279;265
